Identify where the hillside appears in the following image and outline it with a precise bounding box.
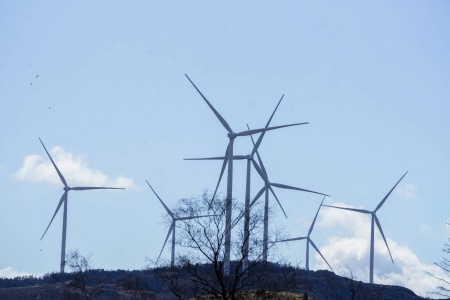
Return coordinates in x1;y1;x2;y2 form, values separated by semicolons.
0;266;435;300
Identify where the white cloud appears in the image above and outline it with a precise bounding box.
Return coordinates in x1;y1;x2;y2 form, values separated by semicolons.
0;266;32;278
395;183;418;199
14;146;135;189
316;202;450;297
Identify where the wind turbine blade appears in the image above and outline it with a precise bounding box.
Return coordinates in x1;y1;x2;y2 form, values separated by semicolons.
276;236;307;243
211;146;229;201
184;156;226;161
375;171;408;212
41;191;67;240
250;158;268;183
39;138;68;188
322;205;371;214
232;155;247;160
236;122;309;137
178;214;216;221
271;182;329;197
185;155;246;161
249;125;265;157
268;185;288;218
255;150;268;180
71;187;124;190
185;74;233;133
310;239;334;272
248;131;269;181
229;155;247;160
266;95;284;126
197;214;219;218
308;197;326;236
233;211;245;227
249;96;283;156
249;186;266;208
156;223;175;264
146;180;174;218
374;215;394;264
246;129;270;181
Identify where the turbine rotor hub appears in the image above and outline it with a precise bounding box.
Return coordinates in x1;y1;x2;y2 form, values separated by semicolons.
227;132;237;139
63;186;71;191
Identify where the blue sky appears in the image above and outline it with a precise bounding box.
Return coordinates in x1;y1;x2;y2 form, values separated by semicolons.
0;0;449;296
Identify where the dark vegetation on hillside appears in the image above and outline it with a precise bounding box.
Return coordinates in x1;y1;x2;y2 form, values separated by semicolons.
0;263;430;300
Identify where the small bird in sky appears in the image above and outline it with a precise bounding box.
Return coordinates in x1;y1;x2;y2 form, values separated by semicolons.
36;75;39;77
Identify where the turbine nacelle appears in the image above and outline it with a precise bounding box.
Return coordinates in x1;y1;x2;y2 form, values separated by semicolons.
63;186;71;192
227;132;237;139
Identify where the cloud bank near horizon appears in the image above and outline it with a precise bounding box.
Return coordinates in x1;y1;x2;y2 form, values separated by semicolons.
315;201;449;297
14;146;135;189
0;266;32;279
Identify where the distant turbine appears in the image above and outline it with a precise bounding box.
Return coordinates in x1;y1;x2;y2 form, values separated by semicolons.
146;181;214;268
276;196;333;272
323;171;408;284
185;74;307;275
248;134;329;261
39;138;124;273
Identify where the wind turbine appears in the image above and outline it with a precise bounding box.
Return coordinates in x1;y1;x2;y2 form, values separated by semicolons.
276;196;333;272
248;134;329;261
323;171;408;283
185;74;307;275
185;95;301;270
39;138;125;273
146;180;214;268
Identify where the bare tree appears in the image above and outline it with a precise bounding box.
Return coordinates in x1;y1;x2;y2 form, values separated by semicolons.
156;193;297;300
338;265;364;300
428;221;450;298
64;249;103;300
337;265;388;300
118;271;153;300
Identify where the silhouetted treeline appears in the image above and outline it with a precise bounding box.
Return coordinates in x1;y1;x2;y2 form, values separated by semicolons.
0;269;163;288
0;275;43;288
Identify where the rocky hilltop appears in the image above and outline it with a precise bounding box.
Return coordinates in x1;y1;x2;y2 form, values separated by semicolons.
0;267;434;299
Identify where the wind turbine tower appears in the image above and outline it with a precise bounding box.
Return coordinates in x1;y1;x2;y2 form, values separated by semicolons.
323;171;408;283
39;138;124;273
